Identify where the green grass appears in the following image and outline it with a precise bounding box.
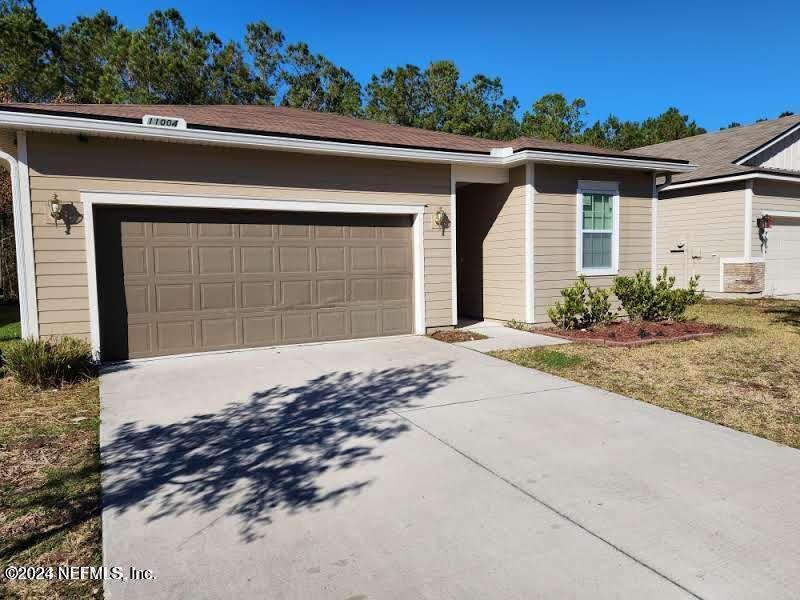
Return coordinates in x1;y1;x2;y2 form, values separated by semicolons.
0;379;102;599
492;299;800;450
0;302;21;351
512;347;585;370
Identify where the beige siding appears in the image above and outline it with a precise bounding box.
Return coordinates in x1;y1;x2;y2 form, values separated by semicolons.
749;129;800;172
457;166;525;321
27;133;453;340
534;165;653;323
752;180;800;257
657;182;745;294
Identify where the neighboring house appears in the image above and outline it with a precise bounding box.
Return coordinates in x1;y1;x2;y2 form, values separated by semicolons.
0;104;690;360
639;115;800;297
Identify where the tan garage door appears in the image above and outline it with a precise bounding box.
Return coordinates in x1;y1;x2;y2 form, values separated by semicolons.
94;207;414;360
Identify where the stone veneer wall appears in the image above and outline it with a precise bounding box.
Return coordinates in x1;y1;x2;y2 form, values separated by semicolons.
722;261;765;293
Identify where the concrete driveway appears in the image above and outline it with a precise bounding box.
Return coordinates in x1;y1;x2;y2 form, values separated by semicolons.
100;336;800;599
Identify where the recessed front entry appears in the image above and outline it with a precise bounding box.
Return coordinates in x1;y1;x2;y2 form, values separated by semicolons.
94;206;414;360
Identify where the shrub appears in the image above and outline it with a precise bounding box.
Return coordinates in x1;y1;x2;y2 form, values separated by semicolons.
547;276;616;329
612;267;703;321
3;337;95;388
506;319;529;331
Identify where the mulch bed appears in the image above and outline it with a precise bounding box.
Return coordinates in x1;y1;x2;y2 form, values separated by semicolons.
429;330;488;343
538;320;728;347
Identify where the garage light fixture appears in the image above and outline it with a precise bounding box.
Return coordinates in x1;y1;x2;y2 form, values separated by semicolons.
49;193;63;224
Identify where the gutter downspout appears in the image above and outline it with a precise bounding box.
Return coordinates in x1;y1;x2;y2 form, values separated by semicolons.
0;132;37;339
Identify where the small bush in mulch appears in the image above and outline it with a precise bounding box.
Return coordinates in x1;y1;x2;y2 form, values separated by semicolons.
539;320;728;347
429;330;488;343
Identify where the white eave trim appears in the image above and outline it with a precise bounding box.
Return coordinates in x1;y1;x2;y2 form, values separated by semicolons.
735;121;800;165
505;150;694;172
660;171;800;191
0;110;695;173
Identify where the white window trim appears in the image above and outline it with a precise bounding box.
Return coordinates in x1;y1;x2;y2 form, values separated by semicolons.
81;191;427;359
576;180;620;276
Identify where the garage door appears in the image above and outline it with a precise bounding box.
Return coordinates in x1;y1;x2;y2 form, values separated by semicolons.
765;217;800;296
94;207;414;360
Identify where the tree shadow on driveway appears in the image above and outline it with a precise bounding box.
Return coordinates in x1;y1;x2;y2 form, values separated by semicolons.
101;362;455;542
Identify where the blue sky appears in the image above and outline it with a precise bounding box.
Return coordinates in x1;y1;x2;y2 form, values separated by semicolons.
38;0;800;131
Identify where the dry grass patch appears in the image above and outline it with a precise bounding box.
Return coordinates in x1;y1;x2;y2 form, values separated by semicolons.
492;299;800;449
429;330;488;343
0;378;102;599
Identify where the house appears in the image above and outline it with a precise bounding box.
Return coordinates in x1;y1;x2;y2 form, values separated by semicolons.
638;115;800;296
0;104;691;360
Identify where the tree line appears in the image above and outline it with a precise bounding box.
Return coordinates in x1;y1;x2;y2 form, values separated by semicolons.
0;1;792;151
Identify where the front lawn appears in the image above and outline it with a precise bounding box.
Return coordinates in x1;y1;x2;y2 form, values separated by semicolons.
0;378;102;599
0;302;21;350
492;299;800;449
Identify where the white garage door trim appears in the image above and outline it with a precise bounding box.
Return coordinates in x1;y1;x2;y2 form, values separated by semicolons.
81;191;427;359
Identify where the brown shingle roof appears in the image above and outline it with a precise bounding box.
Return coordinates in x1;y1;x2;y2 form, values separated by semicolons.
0;103;688;164
507;136;683;162
636;115;800;183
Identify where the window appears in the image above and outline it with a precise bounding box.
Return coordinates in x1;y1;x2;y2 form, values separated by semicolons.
576;182;619;275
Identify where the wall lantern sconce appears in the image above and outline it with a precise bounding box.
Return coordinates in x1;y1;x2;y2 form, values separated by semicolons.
50;193;64;224
433;207;450;234
47;193;83;235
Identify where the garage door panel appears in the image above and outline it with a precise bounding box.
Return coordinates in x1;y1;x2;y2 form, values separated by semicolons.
351;279;379;303
154;247;192;275
124;285;150;314
279;224;312;239
381;246;411;271
155;284;194;313
241;247;274;273
766;218;800;296
351;309;379;337
241;281;276;309
198;247;235;274
318;279;346;305
278;247;312;273
242;315;279;345
198;223;235;238
239;223;274;239
128;323;152;356
152;222;191;239
382;278;411;302
315;225;345;239
317;310;347;339
383;307;410;333
351;226;378;239
280;280;313;308
282;312;314;341
199;282;235;311
352;247;378;271
122;247;147;275
315;246;346;272
156;321;195;352
121;221;146;238
96;207;413;360
201;318;238;348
